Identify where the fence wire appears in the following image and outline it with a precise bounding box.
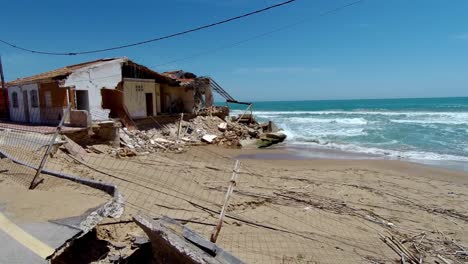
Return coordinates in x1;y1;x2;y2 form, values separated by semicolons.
1;112;466;263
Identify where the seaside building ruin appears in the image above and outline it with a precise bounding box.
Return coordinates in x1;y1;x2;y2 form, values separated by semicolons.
5;57;220;128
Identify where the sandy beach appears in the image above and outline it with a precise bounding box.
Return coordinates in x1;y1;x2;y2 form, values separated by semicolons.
51;143;467;263
200;145;468;263
1;127;467;263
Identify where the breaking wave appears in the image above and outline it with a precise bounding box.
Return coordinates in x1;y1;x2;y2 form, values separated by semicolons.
231;108;468;162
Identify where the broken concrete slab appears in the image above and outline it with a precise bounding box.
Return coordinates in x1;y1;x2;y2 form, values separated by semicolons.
62;136;87;161
133;215;244;264
217;122;227;132
239;139;258;149
264;132;287;141
202;134;217;144
254;132;287;148
0;174;116;264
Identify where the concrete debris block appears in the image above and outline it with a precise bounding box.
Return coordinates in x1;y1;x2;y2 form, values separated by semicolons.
115;148;137;157
108;252;121;262
264;132;287;141
257;132;287;148
119;129;134;145
112;241;127;249
218;122;227;132
134;215;222;264
133;215;244;264
257;138;275;148
154;138;173;144
239;139;258;148
132;235;150;246
202;134;217;144
62;135;87;161
247;128;259;138
111;113;285;154
260;121;280;133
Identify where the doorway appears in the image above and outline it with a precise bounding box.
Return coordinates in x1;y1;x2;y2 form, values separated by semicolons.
76;90;90;111
22;90;30;123
145;93;154;117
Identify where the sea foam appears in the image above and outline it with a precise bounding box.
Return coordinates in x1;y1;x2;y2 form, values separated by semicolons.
230;108;468;162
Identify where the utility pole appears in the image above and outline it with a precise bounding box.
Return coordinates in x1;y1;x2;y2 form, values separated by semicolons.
0;55;5;90
0;55;8;119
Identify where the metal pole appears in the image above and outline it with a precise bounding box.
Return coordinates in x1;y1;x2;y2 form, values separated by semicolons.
176;112;184;142
0;55;7;119
210;160;240;243
0;55;5;90
236;104;251;124
29;104;72;190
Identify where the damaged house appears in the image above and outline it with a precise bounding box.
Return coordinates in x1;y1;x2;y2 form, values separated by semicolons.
6;57;216;127
160;70;213;114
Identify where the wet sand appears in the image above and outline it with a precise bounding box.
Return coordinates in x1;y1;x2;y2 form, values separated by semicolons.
235;143;468;173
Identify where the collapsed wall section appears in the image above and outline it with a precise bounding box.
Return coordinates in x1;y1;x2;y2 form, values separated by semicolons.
64;59;125;121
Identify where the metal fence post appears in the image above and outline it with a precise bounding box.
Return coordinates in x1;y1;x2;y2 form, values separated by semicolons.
29;104;72;190
210;160;241;243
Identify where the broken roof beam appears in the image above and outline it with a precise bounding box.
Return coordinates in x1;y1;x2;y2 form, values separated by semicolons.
226;100;252;106
208;78;236;102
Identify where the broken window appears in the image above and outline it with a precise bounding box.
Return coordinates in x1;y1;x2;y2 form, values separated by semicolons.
30;90;39;108
12;92;18;108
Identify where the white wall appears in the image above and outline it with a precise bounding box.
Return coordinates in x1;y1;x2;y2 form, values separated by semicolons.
23;84;41;124
64;59;124;121
123;78;157;118
7;84;41;123
8;85;24;122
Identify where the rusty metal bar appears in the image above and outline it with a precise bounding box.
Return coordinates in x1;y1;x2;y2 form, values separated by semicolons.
29;104;72;190
236;104;252;124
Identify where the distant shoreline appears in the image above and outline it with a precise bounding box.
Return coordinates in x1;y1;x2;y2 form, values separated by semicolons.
223;96;468;105
234;142;468;173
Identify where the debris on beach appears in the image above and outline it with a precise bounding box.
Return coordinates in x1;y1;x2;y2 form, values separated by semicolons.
113;114;287;155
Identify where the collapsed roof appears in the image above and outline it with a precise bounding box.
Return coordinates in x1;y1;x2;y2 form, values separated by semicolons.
7;57;172;86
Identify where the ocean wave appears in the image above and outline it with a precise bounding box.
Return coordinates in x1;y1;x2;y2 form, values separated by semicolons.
294;128;368;138
231;108;467;161
249;110;468;119
390;119;467;125
285;117;368;125
289;141;468;162
248;110;468;126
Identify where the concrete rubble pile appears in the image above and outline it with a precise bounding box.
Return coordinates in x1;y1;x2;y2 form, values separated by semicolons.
118;128;185;156
116;114;287;155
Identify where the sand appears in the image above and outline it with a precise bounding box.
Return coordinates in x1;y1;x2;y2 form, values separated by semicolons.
2;140;468;263
203;146;468;263
0;159;108;223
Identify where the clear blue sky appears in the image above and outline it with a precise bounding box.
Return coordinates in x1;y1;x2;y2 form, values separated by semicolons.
1;0;468;101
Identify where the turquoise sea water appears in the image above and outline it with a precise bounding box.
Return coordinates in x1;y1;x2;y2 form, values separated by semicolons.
229;97;468;165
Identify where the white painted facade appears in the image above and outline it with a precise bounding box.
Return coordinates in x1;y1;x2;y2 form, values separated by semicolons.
123;78;159;118
7;83;41;123
64;59;124;121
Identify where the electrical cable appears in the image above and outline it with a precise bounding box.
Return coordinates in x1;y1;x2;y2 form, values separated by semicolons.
0;0;296;56
152;0;365;68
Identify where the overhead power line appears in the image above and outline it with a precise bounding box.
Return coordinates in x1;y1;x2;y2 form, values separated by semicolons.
0;0;296;56
153;0;365;68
